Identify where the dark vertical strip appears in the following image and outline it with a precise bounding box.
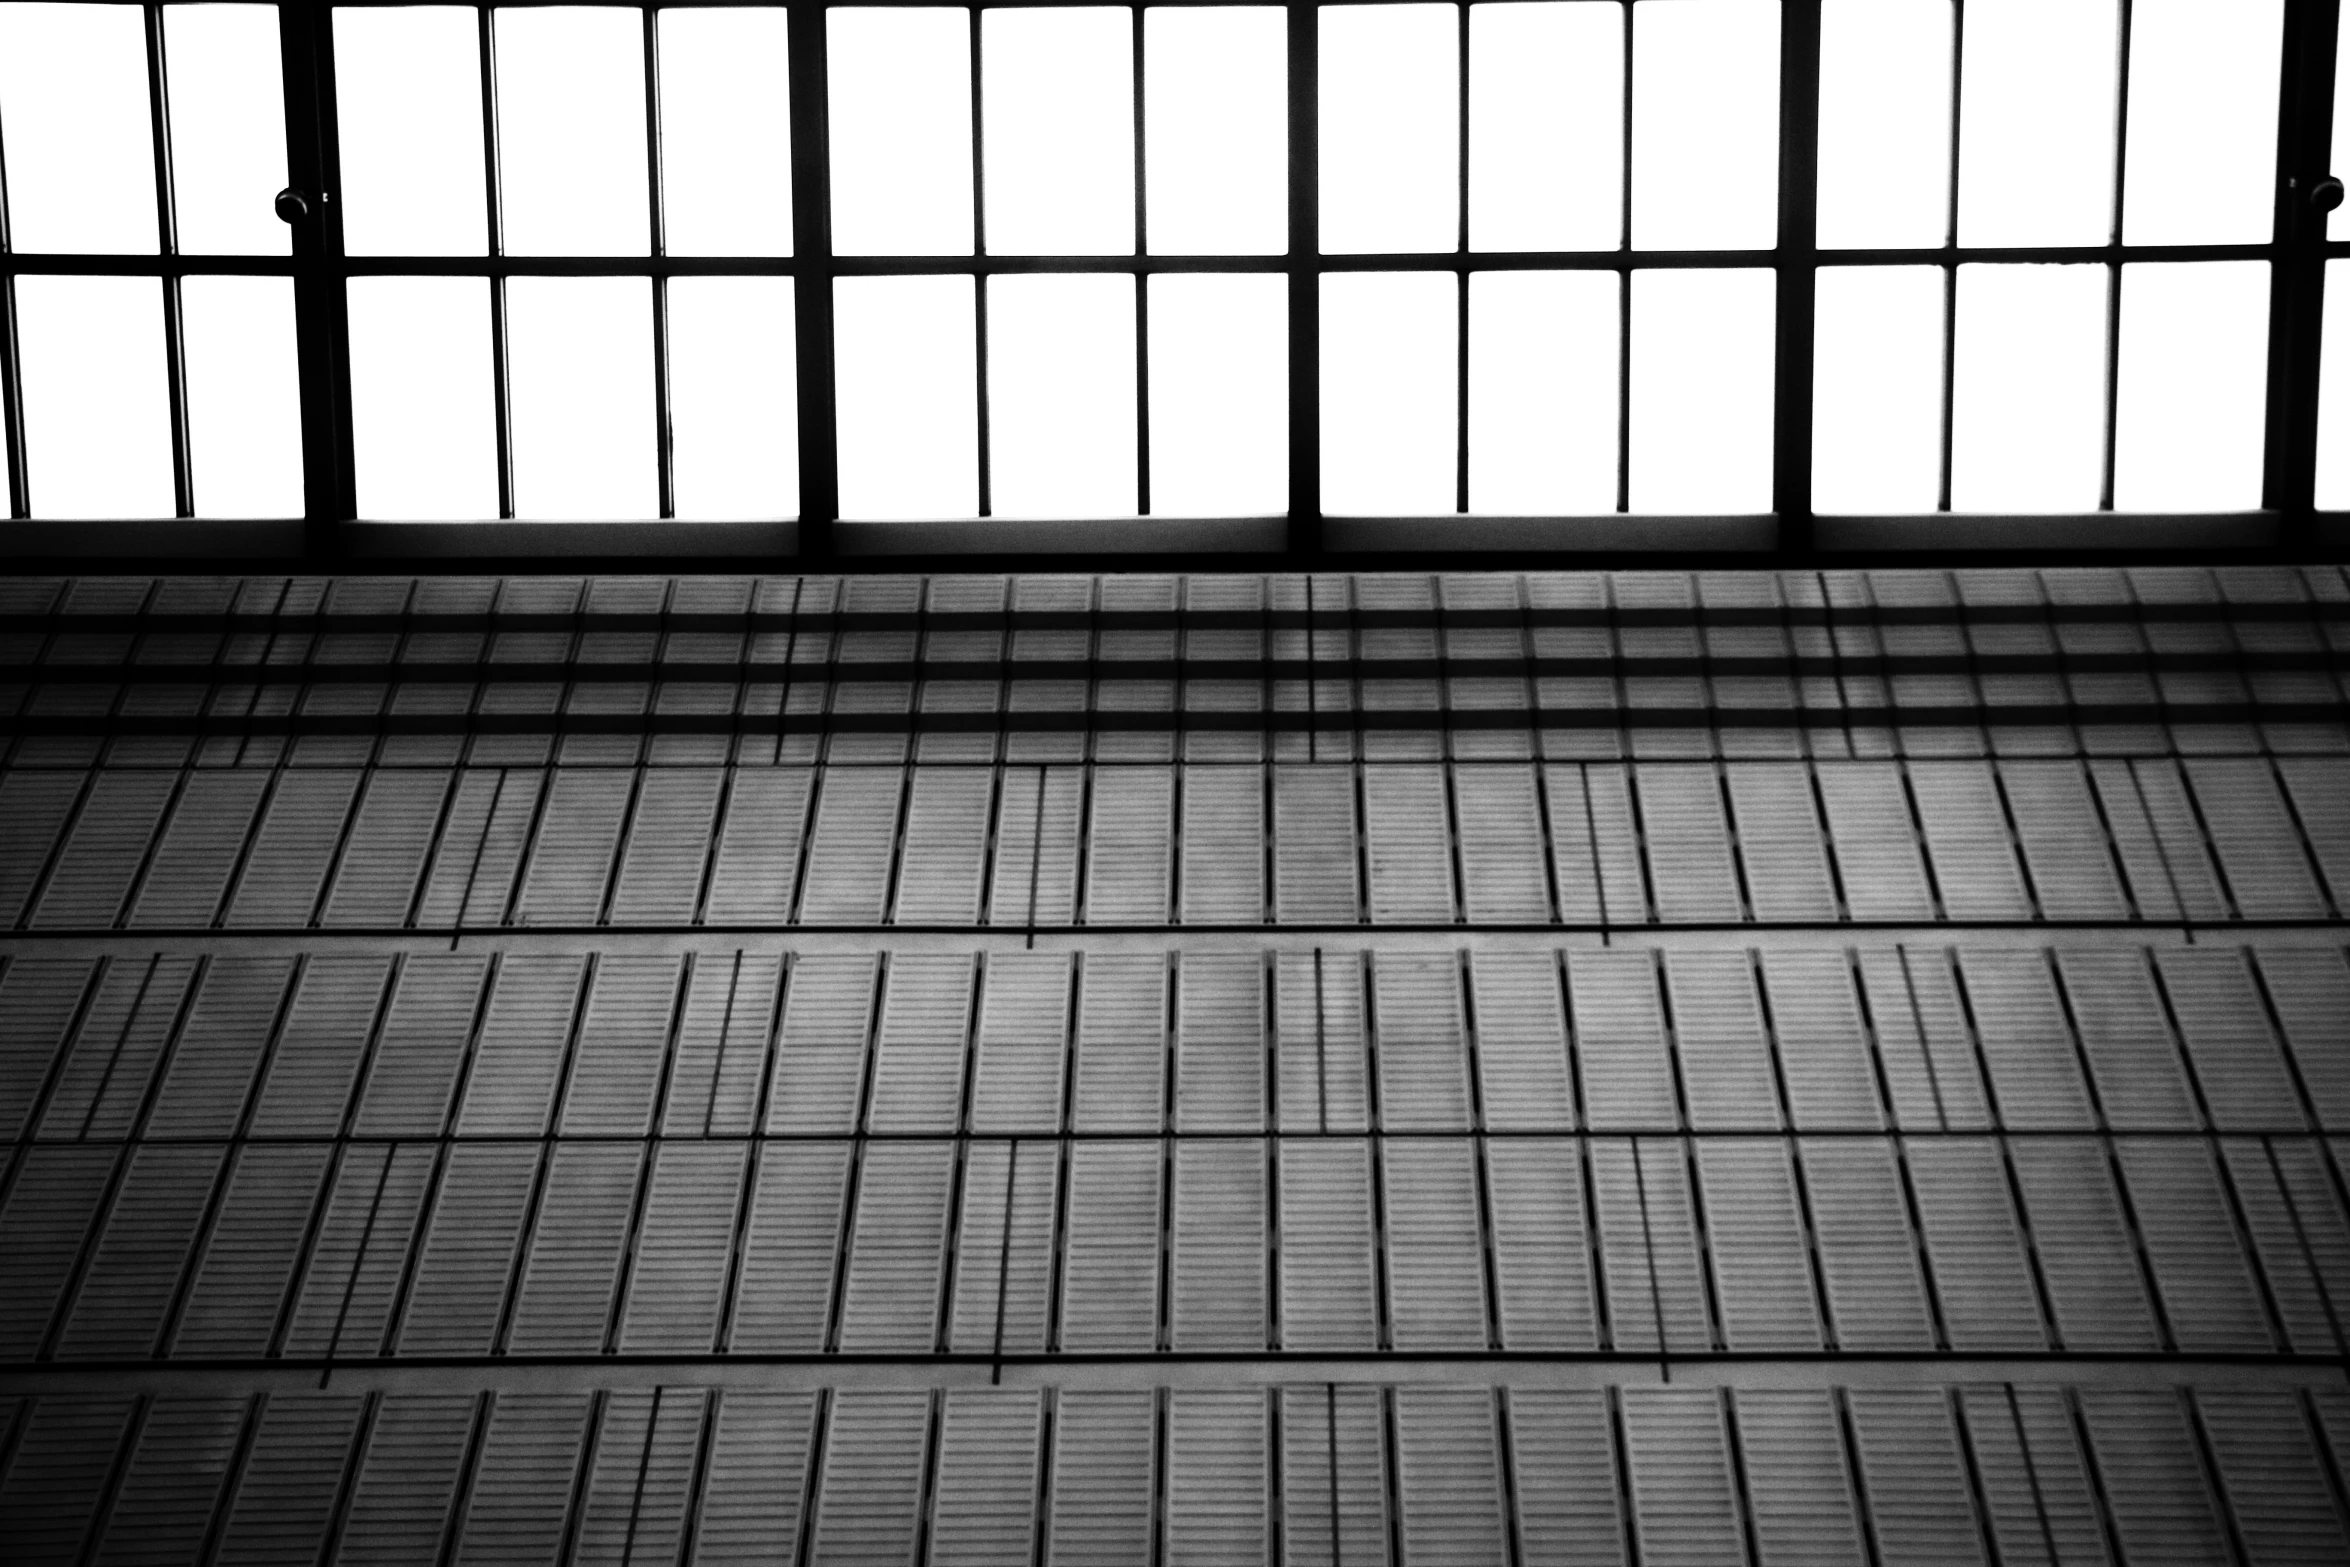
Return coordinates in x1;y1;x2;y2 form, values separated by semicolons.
1939;0;1966;512
2265;0;2342;538
787;0;840;550
146;5;194;518
1288;0;1320;549
480;4;514;519
971;5;992;517
0;37;30;515
278;0;356;543
2100;0;2134;512
1773;1;1821;552
1135;3;1151;517
1617;0;1633;514
1456;0;1471;516
645;6;675;520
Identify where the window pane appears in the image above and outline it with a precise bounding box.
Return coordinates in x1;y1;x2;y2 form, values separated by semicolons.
163;4;288;255
2113;262;2266;512
1629;267;1774;513
0;3;156;252
984;7;1132;255
669;278;798;519
348;276;499;518
1320;4;1458;255
1957;0;2117;248
2122;0;2282;246
1632;0;1779;252
1949;263;2108;511
1321;272;1457;514
1148;274;1286;515
829;8;973;256
1470;2;1622;253
14;275;174;516
506;276;657;519
1468;270;1618;513
835;276;979;517
1817;0;1950;249
2318;260;2350;506
1812;266;1943;514
1144;7;1285;255
658;7;792;256
495;6;648;256
182;275;303;516
988;275;1136;516
335;7;487;256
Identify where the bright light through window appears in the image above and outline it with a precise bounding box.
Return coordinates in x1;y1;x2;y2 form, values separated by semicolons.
1629;268;1774;514
1469;271;1619;513
834;276;979;518
1957;0;2117;248
348;277;499;519
828;7;973;256
494;6;650;256
0;2;157;253
1816;0;1949;250
162;4;290;256
983;8;1133;256
505;276;658;519
1469;2;1622;253
657;9;794;256
1321;272;1457;514
1950;264;2109;512
14;275;175;516
1320;4;1458;255
668;278;799;519
182;275;304;516
1144;7;1286;255
334;6;488;257
1148;275;1288;515
988;274;1137;516
1633;0;1780;252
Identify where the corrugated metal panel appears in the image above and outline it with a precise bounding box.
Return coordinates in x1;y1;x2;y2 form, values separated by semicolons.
2184;758;2328;919
1844;1390;1988;1566
2010;1140;2161;1351
866;954;975;1133
31;770;176;929
1363;765;1456;923
835;1141;955;1352
2115;1137;2274;1352
1046;1391;1157;1563
765;954;878;1135
0;771;86;927
1726;763;1838;923
144;955;293;1137
455;954;586;1136
1181;765;1265;924
2001;761;2130;920
1069;953;1167;1133
968;951;1070;1134
946;1141;1057;1354
692;1390;818;1564
1277;1140;1380;1352
0;1397;138;1563
1275;951;1369;1133
2196;1390;2350;1563
984;766;1083;925
2259;947;2350;1130
506;1142;642;1354
335;1393;479;1566
2077;1391;2233;1566
1454;764;1551;922
248;955;390;1136
1618;1389;1749;1567
702;768;814;924
1538;765;1607;924
1382;1139;1490;1351
608;768;724;924
394;1142;541;1356
2155;948;2309;1131
1469;951;1573;1131
37;954;194;1139
617;1143;745;1355
412;771;500;927
1058;1141;1163;1353
663;953;778;1137
1666;951;1780;1132
1800;1139;1934;1350
2055;950;2201;1131
1592;1140;1714;1354
1085;768;1174;923
2128;758;2236;919
1274;1384;1391;1567
1394;1388;1508;1565
1175;953;1264;1133
894;767;994;925
1165;1390;1269;1564
1272;764;1360;924
2221;1138;2349;1355
125;771;267;928
1506;1390;1629;1566
226;770;362;928
800;767;907;924
927;1389;1043;1566
0;1147;121;1356
170;1143;331;1357
2088;757;2185;920
1903;1139;2046;1351
281;1144;435;1359
1733;1390;1866;1567
1569;952;1678;1131
1815;763;1935;921
1372;953;1474;1131
451;1391;592;1564
352;955;492;1137
1581;765;1652;923
2277;755;2350;909
1171;1141;1266;1350
1758;952;1881;1129
57;1144;226;1359
1637;765;1743;923
573;1388;706;1567
1695;1141;1822;1351
210;1392;365;1566
1957;950;2096;1130
1485;1139;1598;1350
321;769;449;927
808;1390;932;1566
559;953;681;1136
91;1394;248;1565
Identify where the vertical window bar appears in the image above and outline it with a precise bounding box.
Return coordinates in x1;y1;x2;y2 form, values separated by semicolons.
1938;0;1966;512
971;4;992;518
1134;1;1150;517
2263;0;2340;533
645;4;674;521
788;0;839;549
145;4;194;518
0;96;28;517
278;0;355;539
2100;0;2135;511
1288;0;1319;548
1616;0;1633;514
480;4;514;520
1774;0;1822;549
1456;0;1470;516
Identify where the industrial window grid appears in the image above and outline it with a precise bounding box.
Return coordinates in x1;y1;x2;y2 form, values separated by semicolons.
0;0;2345;560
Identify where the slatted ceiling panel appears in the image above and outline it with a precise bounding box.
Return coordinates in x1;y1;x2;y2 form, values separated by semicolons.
1665;952;1780;1132
227;770;364;928
2277;758;2350;908
798;767;907;924
2220;1140;2349;1356
1084;767;1175;923
1069;953;1167;1133
925;1390;1043;1566
1898;1141;2044;1352
1042;1395;1156;1564
727;1141;852;1352
1723;765;1836;924
0;1147;123;1359
1058;1141;1164;1352
1568;952;1679;1131
1581;766;1652;923
1178;765;1263;926
2008;1140;2162;1351
394;1142;542;1356
2198;1392;2350;1564
984;767;1083;926
1795;1140;1932;1351
1694;1142;1823;1351
1841;1391;1989;1567
764;953;879;1135
37;954;195;1140
1468;952;1573;1131
663;954;738;1136
809;1390;933;1564
350;954;489;1137
2255;949;2350;1130
560;954;681;1136
57;1144;225;1360
453;954;586;1136
1593;1140;1716;1354
2086;759;2182;920
1904;949;2003;1130
1619;1390;1749;1567
1851;950;1951;1131
449;1392;593;1565
1505;1391;1629;1566
1361;766;1454;925
1172;1140;1267;1350
1385;1389;1506;1565
1275;1141;1380;1351
211;1392;365;1566
459;770;548;925
1271;765;1358;925
31;770;178;928
1538;765;1607;924
1276;1387;1386;1567
1731;1391;1868;1567
1165;1390;1270;1563
1814;765;1936;922
1174;952;1265;1133
511;770;632;927
1370;954;1472;1131
0;771;84;926
0;1397;136;1563
866;954;975;1133
1383;1141;1491;1352
169;1144;332;1357
410;771;496;926
1998;767;2129;924
146;955;294;1137
318;771;447;927
91;1394;248;1565
2155;949;2309;1131
605;769;723;926
702;768;813;924
693;1391;818;1564
506;1142;643;1354
1909;763;2032;920
2113;1138;2275;1353
2124;759;2235;919
968;951;1071;1134
1754;953;1878;1130
1955;1391;2075;1567
2185;759;2330;920
0;958;94;1139
1483;1140;1598;1351
124;771;266;928
1635;766;1744;925
575;1390;662;1566
836;1141;955;1353
2077;1391;2234;1566
616;1143;745;1354
892;768;994;927
942;1141;1048;1354
2054;951;2202;1132
281;1144;435;1359
1448;764;1547;923
1955;951;2097;1131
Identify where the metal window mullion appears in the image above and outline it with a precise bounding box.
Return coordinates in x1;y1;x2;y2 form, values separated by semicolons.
1455;0;1470;517
1287;0;1320;550
1772;0;1822;553
787;0;839;551
2264;0;2343;535
1938;0;1966;513
2099;0;2135;512
972;4;992;518
645;5;675;521
1134;1;1150;518
480;4;514;520
1616;0;1633;515
278;2;356;542
146;4;194;519
0;102;27;517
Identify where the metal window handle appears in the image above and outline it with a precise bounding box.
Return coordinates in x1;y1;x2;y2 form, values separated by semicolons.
2313;177;2345;215
274;187;313;224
